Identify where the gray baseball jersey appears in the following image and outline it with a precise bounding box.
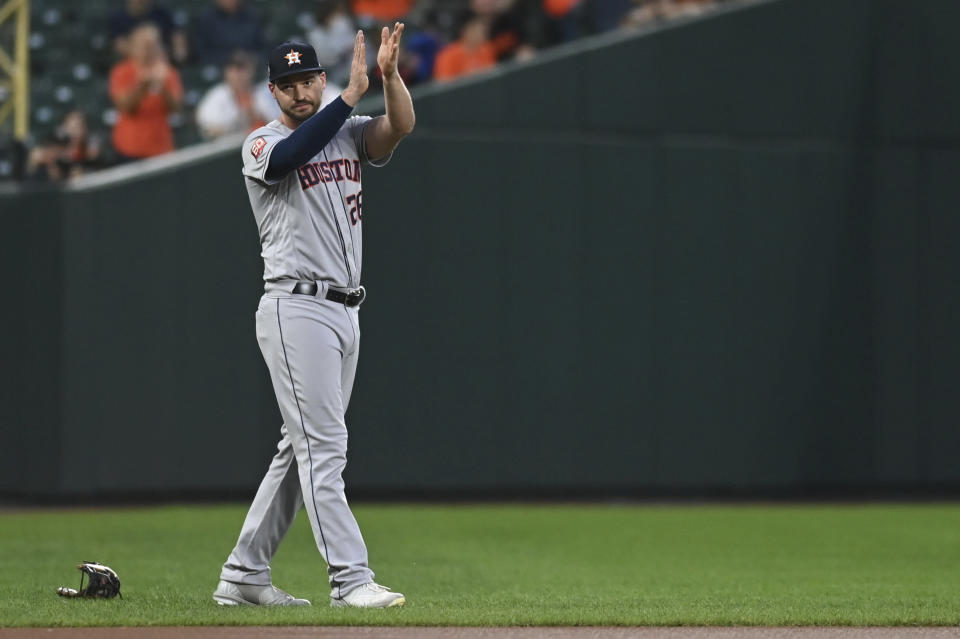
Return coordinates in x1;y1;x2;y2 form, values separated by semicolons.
220;114;394;599
241;115;390;288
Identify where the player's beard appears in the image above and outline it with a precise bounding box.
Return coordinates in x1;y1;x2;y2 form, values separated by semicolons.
283;99;320;123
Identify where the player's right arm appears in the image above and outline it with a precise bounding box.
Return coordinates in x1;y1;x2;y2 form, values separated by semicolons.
362;23;415;160
262;31;371;182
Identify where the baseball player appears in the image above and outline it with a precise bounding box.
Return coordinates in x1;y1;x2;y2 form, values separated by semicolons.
213;25;414;609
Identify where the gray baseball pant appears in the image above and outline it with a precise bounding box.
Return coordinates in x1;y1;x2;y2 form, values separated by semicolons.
220;284;374;599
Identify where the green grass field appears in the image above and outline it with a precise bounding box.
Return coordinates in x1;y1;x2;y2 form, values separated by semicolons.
1;503;958;627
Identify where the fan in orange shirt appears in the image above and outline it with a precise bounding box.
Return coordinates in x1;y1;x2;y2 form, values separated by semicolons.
352;0;414;23
109;23;183;160
543;0;580;18
433;14;497;82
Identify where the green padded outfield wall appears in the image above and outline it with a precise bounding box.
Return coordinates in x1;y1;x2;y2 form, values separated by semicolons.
1;0;958;498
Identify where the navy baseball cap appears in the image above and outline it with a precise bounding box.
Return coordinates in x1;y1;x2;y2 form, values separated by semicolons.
268;40;325;83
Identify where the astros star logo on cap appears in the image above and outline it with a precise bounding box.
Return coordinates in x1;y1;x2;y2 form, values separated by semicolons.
284;50;302;66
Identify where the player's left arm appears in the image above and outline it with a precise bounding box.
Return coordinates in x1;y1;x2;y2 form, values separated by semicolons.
364;23;415;160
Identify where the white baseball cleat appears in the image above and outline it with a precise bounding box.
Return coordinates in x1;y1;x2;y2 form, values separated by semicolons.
330;582;406;608
212;580;311;606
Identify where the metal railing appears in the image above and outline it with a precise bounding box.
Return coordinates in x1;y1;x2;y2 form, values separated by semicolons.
0;0;29;140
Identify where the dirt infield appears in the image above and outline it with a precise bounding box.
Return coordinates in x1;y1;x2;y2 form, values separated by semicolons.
2;628;960;639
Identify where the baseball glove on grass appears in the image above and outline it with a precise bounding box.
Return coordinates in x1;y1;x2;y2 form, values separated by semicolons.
56;561;122;599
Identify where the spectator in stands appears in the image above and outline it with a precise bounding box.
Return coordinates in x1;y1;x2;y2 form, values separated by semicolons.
541;0;586;44
195;51;261;139
108;0;188;65
194;0;266;67
389;3;451;85
416;0;534;83
195;51;272;139
433;13;498;82
351;0;414;28
473;0;535;62
109;23;183;160
402;30;441;85
305;0;357;86
26;110;103;182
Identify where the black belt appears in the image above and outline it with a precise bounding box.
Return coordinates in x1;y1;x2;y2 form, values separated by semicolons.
292;281;366;307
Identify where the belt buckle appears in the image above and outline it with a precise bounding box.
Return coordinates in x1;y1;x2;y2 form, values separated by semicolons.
347;285;366;307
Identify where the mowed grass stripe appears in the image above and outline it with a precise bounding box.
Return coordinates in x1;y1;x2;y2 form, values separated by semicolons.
0;503;958;627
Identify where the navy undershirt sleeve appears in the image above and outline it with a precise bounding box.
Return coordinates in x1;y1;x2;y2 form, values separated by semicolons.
265;96;354;181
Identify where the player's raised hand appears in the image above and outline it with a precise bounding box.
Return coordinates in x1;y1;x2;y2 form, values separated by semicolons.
377;22;404;79
341;30;369;106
